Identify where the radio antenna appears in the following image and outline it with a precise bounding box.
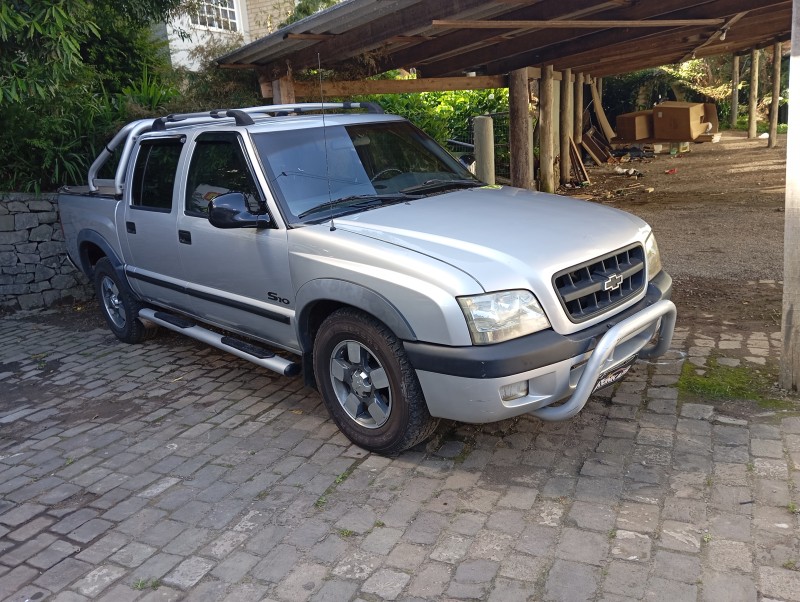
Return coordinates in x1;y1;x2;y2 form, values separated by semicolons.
318;54;335;231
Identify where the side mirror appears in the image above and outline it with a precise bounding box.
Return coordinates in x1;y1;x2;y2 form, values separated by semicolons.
208;192;271;229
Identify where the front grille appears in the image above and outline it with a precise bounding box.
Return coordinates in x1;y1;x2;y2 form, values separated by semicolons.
553;244;646;323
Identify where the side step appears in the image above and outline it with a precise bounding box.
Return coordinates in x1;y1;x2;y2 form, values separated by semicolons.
139;308;301;377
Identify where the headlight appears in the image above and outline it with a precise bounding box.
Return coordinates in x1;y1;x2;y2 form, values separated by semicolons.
457;290;550;344
645;232;662;278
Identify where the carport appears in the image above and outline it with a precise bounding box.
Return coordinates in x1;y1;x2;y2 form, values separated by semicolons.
216;0;800;387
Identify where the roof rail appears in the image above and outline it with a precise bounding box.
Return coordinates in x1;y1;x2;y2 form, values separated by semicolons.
87;102;385;194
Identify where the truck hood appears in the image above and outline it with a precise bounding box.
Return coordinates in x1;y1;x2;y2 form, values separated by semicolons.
334;185;651;293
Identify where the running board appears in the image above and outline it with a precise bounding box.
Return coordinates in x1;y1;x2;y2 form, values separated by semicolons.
139;308;301;377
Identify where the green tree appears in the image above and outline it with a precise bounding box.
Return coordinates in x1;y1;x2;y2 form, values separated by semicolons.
0;0;99;102
281;0;342;26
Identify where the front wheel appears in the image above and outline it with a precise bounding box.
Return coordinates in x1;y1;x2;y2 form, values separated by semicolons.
313;308;439;454
94;258;157;344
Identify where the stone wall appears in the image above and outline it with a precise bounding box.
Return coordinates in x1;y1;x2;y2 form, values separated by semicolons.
0;193;93;312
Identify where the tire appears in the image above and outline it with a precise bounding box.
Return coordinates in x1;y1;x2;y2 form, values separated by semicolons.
94;258;157;344
313;308;439;454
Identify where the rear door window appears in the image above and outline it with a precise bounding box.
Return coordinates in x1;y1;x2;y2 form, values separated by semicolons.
131;138;184;211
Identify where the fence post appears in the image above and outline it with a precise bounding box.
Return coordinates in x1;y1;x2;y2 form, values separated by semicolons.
474;115;495;185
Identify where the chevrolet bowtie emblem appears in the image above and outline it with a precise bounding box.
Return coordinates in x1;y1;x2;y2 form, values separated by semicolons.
604;273;624;291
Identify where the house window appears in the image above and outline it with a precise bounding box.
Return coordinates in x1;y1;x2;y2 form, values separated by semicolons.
191;0;238;32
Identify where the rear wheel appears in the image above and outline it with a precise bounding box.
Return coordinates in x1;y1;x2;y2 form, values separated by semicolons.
313;308;438;454
94;258;157;343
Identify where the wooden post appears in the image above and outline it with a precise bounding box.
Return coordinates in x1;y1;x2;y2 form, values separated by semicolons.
748;49;759;138
539;65;555;193
596;77;603;100
781;0;800;392
509;68;534;189
574;72;584;144
272;76;296;104
731;55;740;129
474;116;495;185
560;68;573;185
769;42;782;148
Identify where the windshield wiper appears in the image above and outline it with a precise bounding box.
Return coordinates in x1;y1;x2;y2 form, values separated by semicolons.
297;194;409;219
400;179;483;194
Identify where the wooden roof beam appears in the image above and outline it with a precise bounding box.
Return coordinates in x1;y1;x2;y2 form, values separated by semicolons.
431;18;725;29
564;13;790;76
260;0;492;77
373;0;634;74
258;75;509;99
679;11;749;61
476;0;789;76
418;0;778;77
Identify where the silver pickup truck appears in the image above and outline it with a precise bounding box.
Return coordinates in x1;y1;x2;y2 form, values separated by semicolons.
59;102;676;454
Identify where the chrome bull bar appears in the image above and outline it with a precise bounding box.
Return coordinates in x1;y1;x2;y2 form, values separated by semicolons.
531;299;677;421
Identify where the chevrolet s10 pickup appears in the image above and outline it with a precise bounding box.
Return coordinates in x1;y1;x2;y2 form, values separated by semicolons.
59;102;676;453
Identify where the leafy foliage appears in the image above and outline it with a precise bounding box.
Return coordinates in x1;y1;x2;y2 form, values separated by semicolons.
281;0;342;26
0;0;99;103
355;88;510;144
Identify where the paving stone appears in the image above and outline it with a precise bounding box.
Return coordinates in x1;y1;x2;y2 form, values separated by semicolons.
702;569;757;602
603;560;649;598
544;558;600;601
617;502;660;534
1;532;58;566
610;529;652;562
310;579;360;602
568;501;616;532
386;542;427;570
652;549;702;584
110;542;157;568
251;543;298;582
73;564;127;597
644;577;697;601
658;520;702;553
28;539;81;570
68;518;113;543
163;555;215;589
760;566;800;601
0;566;39;598
34;557;93;591
681;404;715;420
0;502;46;526
75;532;129;564
556;528;608;566
708;539;753;573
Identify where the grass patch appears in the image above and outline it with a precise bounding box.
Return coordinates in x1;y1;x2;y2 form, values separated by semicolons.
132;578;160;590
678;357;788;408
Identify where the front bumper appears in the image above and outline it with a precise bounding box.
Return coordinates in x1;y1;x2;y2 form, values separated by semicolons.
406;271;676;423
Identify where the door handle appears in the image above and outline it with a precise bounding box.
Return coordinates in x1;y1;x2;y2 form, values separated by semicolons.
126;221;136;234
178;230;192;245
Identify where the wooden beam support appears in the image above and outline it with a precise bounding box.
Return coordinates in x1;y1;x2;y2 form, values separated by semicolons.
257;75;508;99
509;68;534;190
285;33;336;41
780;0;800;392
431;18;726;29
731;54;740;128
560;68;573;186
471;0;787;77
769;41;782;147
387;0;634;77
679;12;749;63
574;72;584;144
749;48;760;138
539;65;555;194
271;75;296;104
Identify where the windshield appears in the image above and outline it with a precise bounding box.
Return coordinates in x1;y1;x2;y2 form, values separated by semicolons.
252;121;479;223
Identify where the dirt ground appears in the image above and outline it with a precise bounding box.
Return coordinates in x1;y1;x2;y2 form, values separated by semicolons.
565;130;787;336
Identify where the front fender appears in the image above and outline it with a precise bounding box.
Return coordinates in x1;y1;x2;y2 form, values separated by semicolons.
295;278;417;353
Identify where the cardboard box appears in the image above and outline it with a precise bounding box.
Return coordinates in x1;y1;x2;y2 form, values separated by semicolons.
652;101;708;140
616;110;653;141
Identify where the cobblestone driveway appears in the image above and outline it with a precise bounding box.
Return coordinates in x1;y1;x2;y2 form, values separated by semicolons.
0;305;799;601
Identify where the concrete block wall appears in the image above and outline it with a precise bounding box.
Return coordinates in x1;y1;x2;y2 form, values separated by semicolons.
0;194;93;312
